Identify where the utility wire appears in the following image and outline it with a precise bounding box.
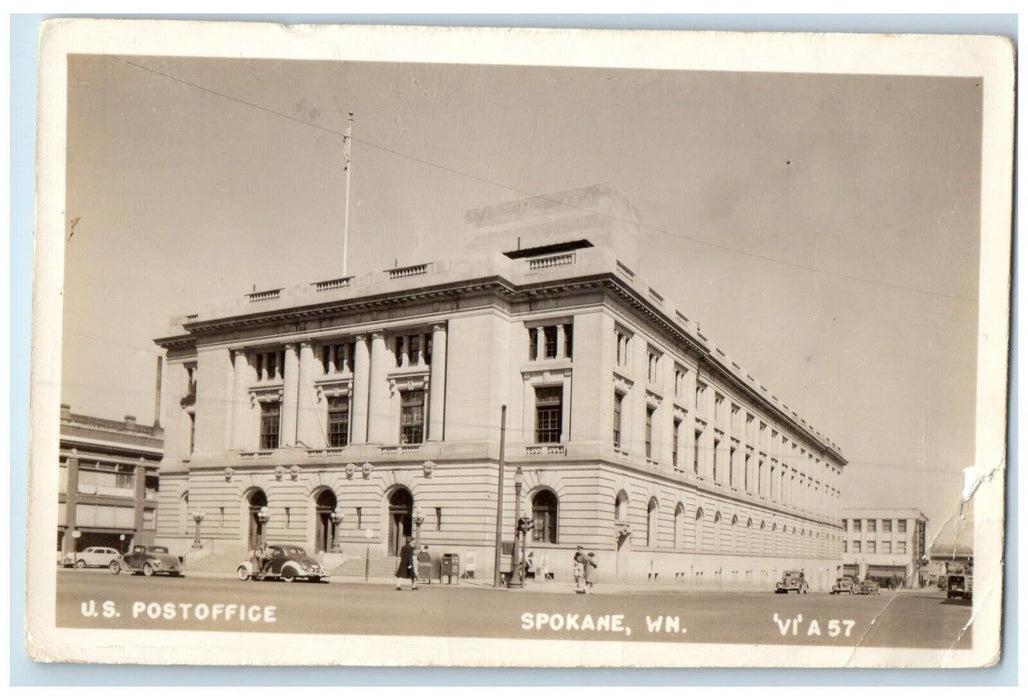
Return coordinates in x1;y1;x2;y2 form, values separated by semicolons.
110;56;977;304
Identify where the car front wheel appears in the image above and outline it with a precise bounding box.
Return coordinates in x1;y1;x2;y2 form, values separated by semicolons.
74;559;86;569
142;563;155;577
109;561;121;575
281;567;297;583
237;565;251;581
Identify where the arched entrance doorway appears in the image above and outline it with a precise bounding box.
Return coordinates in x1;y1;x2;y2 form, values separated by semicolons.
314;489;338;553
247;489;268;550
387;488;413;556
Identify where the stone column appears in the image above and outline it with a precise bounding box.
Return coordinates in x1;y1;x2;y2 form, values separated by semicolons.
351;334;370;444
296;341;321;448
231;350;251;450
62;455;80;559
367;331;390;444
555;325;566;359
282;343;299;446
535;326;546;360
428;323;447;441
133;461;147;545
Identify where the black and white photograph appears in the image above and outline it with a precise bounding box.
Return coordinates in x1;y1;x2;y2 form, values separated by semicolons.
25;20;1012;668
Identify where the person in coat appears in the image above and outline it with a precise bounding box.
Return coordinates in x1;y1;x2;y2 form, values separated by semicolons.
572;546;587;593
584;552;598;593
395;536;418;590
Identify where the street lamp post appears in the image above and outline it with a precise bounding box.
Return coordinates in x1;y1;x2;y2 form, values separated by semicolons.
413;506;425;550
509;466;524;588
191;510;205;549
330;508;344;552
257;506;270;548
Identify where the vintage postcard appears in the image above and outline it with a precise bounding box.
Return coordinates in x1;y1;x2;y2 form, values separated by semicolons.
26;20;1012;667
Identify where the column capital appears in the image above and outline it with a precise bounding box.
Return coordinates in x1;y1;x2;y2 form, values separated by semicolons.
370;329;386;340
298;339;314;350
432;322;447;333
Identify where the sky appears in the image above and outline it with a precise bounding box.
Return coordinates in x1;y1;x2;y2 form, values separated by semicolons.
61;53;983;545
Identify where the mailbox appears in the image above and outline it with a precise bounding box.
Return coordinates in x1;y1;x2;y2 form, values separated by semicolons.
440;553;460;584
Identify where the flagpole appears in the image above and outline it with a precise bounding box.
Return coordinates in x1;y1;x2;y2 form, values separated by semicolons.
343;111;354;277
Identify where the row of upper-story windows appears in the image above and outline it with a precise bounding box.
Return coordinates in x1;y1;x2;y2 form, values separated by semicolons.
528;323;573;361
844;518;910;534
256;388;428;450
844;540;908;554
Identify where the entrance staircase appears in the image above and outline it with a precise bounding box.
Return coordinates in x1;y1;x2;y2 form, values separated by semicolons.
331;554;400;579
181;542;251;576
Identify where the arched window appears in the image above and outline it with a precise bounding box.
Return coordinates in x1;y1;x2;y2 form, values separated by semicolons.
674;503;685;549
646;497;659;547
713;511;723;551
614;490;629;522
532;489;558;544
730;514;739;552
696;508;706;552
314;489;338;553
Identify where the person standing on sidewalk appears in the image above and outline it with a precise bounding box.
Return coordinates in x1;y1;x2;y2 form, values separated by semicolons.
584;552;598;594
395;536;418;591
572;546;587;593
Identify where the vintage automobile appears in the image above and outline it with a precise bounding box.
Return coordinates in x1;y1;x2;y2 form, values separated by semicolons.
947;573;973;600
236;544;329;583
72;546;122;569
856;580;881;595
109;545;184;577
775;570;809;594
830;576;857;595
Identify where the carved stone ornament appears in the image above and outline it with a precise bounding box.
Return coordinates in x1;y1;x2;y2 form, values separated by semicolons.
224;467;234;481
345;463;356;479
423;460;436;477
290;464;301;480
275;465;286;480
617;525;632;540
361;462;373;479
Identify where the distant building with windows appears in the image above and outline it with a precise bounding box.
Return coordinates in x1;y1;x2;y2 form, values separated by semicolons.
59;404;163;559
154;184;846;586
841;507;928;588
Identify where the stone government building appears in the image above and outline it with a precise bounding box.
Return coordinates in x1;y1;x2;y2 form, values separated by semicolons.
154;183;847;588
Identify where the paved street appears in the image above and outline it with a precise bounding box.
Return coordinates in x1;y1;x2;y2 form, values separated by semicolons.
56;569;971;649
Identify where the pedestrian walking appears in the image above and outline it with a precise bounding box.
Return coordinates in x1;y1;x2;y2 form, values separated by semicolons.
584;552;598;593
572;546;587;593
395;536;418;590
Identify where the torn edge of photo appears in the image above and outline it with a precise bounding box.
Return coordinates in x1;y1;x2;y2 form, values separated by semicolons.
25;19;1013;668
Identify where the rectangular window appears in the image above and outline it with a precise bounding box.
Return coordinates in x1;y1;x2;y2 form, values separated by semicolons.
260;401;281;449
715;394;725;424
647;351;658;384
435;507;442;531
535;386;563;443
674;368;686;398
327;396;350;447
897;541;907;554
881;541;892;554
695;382;706;410
672;419;682;466
613;392;624;448
615;330;628;368
529;328;538;360
355;507;362;530
713;437;721;482
400;390;426;444
188;413;196;455
867;519;877;533
693;429;703;474
882;519;893;533
564;325;574;359
842;540;847;553
853;541;861;553
867;541;876;554
321;343;353;374
898;519;907;533
842;519;848;531
744;453;751;492
853;519;862;533
729;445;736;486
543;326;558;359
645;406;655;458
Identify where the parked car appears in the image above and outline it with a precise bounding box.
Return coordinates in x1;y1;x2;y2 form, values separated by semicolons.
72;546;122;569
236;544;328;583
856;580;881;595
775;570;809;594
110;545;183;577
947;573;972;600
831;576;857;595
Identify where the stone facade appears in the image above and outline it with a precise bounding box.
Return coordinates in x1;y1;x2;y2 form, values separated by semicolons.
841;507;929;588
154;185;846;588
58;405;163;558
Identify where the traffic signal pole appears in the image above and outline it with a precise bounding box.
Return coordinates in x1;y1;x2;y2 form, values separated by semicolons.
492;405;507;588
